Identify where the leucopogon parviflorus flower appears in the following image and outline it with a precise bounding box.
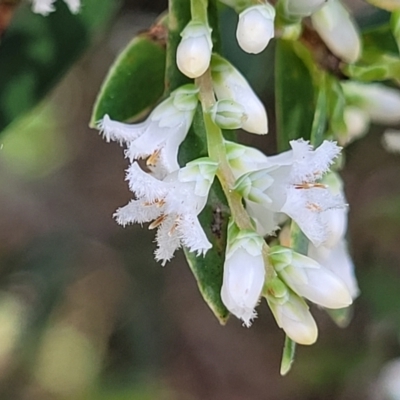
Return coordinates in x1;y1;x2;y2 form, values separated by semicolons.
177;21;213;78
98;84;199;179
265;276;318;345
232;139;345;247
210;54;268;134
269;246;353;309
279;0;327;20
115;158;218;265
31;0;80;15
236;4;276;54
220;220;265;327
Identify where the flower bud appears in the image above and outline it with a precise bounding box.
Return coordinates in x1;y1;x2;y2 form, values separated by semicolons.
236;4;275;54
280;0;327;19
210;100;246;129
221;221;265;327
339;106;370;145
382;129;400;154
342;82;400;125
265;277;318;345
311;0;361;63
211;54;268;134
269;246;352;309
177;21;213;79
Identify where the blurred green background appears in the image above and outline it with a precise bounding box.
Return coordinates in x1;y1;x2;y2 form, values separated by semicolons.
1;1;400;399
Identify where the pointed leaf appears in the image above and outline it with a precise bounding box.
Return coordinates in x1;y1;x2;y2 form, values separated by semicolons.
280;335;296;376
90;30;166;126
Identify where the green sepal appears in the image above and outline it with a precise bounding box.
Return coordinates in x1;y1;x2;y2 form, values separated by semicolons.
280;335;296;376
0;0;120;134
90;27;167;127
325;307;354;328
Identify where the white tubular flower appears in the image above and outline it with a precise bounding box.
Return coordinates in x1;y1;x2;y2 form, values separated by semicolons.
308;240;359;300
339;106;370;145
98;84;198;179
115;158;218;265
221;220;265;327
236;4;276;54
265;277;318;345
234;139;344;246
211;54;268;134
31;0;80;15
311;0;361;64
341;82;400;125
280;0;327;19
269;246;353;309
177;21;213;79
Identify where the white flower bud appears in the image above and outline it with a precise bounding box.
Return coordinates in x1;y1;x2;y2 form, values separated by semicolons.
311;0;361;63
236;4;275;54
382;129;400;154
221;221;265;327
210;100;246;129
31;0;80;15
266;277;318;345
177;21;213;79
342;82;400;125
339;106;370;145
281;0;327;19
211;54;268;134
269;246;352;309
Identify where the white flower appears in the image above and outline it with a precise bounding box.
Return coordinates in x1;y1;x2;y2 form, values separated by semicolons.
234;139;344;246
311;0;361;63
339;106;370;145
221;221;265;327
115;158;218;265
236;4;275;54
280;0;327;19
31;0;80;15
98;84;199;179
308;240;359;300
269;246;353;309
342;82;400;125
177;21;213;79
211;54;268;134
265;277;318;345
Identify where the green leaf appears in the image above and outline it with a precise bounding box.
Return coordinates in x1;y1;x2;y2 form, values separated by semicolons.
362;23;399;55
325;74;347;135
275;39;315;151
0;0;120;134
310;79;327;148
280;335;296;376
90;32;166;126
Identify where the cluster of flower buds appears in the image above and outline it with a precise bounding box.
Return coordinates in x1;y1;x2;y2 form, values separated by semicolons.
94;0;364;347
31;0;80;15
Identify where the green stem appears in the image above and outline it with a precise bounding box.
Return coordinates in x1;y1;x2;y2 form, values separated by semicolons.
196;71;275;280
191;0;209;24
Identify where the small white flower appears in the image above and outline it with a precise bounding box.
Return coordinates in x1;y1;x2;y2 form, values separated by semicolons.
98;84;199;178
211;54;268;134
177;21;213;79
339;106;370;145
280;0;327;19
342;82;400;125
31;0;80;15
269;246;353;309
308;240;359;300
265;277;318;345
234;139;344;246
221;221;265;327
311;0;361;63
236;4;275;54
115;159;218;265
